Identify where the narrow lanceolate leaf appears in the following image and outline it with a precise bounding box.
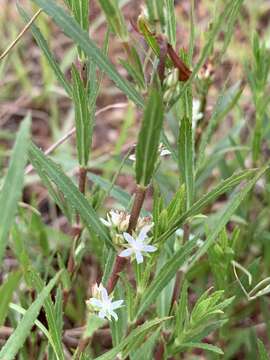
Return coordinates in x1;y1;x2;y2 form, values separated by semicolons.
27;269;65;360
71;0;89;59
258;339;270;360
177;342;224;355
17;4;72;97
178;117;194;208
95;318;170;360
98;0;128;40
165;0;176;47
196;81;243;171
136;86;164;187
0;272;60;360
0;115;31;265
71;65;92;167
71;0;89;31
188;164;269;268
31;0;144;108
0;271;21;326
137;239;197;317
29;143;112;248
159;168;259;243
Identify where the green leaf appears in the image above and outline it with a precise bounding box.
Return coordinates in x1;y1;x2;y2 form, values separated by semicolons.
95;317;169;360
137;239;197;317
31;0;144;108
29;143;112;248
71;65;92;166
84;314;106;338
98;0;128;40
26;269;65;360
196;81;243;171
178;117;194;208
159;169;259;243
189;165;269;268
258;339;270;360
17;4;72;97
130;328;160;360
0;271;21;326
177;342;224;355
136;86;164;186
71;0;89;32
88;173;131;209
0;272;60;360
165;0;176;47
0;115;31;265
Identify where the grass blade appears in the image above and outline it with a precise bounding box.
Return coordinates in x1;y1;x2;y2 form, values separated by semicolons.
0;271;21;326
0;115;31;265
0;272;61;360
27;269;65;360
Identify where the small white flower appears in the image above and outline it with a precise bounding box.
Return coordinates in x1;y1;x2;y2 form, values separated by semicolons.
100;210;130;232
129;143;171;162
119;225;157;264
86;283;123;321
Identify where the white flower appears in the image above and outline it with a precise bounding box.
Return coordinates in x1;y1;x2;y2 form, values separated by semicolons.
192;99;203;129
119;225;157;264
86;283;124;321
129;143;171;162
100;210;130;232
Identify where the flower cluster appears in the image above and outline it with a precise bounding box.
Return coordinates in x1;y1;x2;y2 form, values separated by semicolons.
86;283;123;321
100;210;157;264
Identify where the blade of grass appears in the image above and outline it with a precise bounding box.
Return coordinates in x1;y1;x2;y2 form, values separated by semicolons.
0;115;31;265
0;272;61;360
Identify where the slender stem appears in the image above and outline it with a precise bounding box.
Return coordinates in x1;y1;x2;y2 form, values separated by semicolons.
127;186;146;233
154;340;165;360
0;9;42;61
107;185;147;293
78;167;87;195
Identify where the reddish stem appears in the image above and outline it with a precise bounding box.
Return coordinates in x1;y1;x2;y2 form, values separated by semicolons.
107;186;146;293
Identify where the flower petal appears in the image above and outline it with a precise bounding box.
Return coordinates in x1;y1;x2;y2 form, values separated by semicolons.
119;248;133;258
99;284;109;302
123;232;136;245
135;251;144;264
160;149;171;156
111;300;124;310
88;298;103;309
100;218;111;227
98;310;106;319
142;245;157;253
110;310;118;321
138;224;153;242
